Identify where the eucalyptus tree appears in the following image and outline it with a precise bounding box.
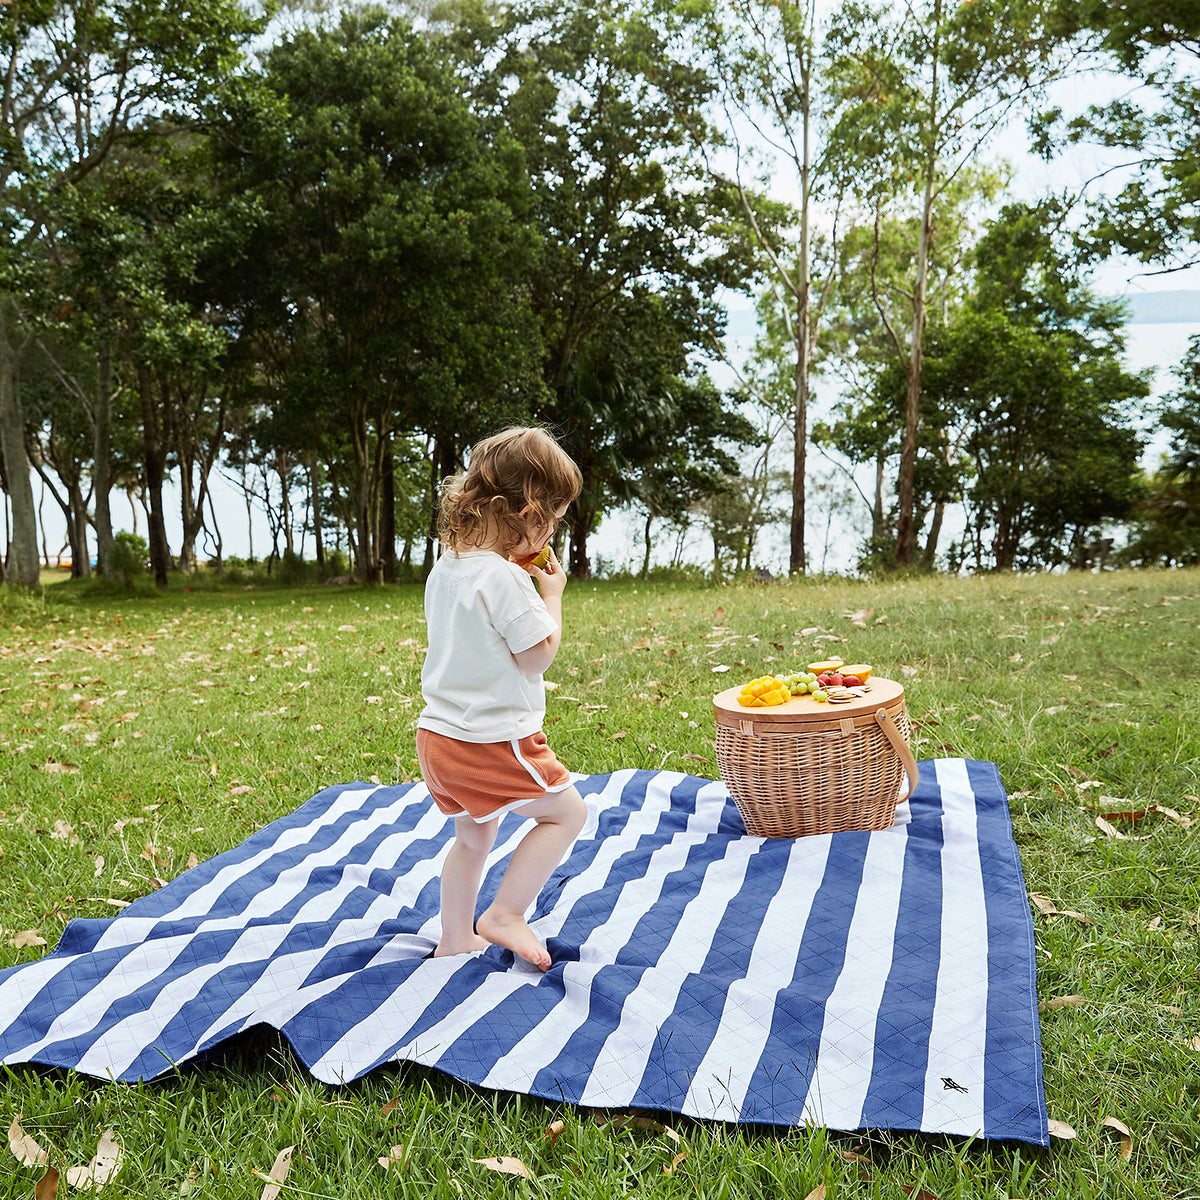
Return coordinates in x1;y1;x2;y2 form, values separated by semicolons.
822;0;1072;567
0;0;261;586
1039;2;1200;273
466;0;747;576
648;0;850;576
819;168;997;566
52;137;233;586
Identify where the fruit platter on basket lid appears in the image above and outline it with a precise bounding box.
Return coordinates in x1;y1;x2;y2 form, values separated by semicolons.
734;657;876;707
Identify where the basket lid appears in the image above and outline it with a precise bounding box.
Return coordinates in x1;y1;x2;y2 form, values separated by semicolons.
713;676;904;724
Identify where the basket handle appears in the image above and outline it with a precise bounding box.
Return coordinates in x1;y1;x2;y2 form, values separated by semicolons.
875;708;919;803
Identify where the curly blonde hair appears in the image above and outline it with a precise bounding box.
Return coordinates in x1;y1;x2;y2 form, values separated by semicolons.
438;427;583;555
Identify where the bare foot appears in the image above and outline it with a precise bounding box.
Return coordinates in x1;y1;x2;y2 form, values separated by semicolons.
476;905;551;971
433;932;490;958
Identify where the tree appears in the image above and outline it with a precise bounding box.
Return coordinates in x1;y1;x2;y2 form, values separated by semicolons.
924;201;1149;570
823;0;1070;566
214;11;543;581
818;170;997;568
474;0;745;576
651;0;851;576
0;0;261;586
1040;2;1200;273
627;374;758;576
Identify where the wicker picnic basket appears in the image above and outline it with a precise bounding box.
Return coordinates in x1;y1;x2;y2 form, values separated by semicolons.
713;677;919;838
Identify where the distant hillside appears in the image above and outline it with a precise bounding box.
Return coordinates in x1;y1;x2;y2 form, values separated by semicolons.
1124;291;1200;323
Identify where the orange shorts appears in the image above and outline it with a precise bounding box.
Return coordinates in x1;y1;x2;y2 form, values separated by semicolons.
416;727;572;823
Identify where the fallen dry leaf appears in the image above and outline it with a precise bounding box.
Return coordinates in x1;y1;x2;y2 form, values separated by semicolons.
544;1120;566;1143
900;1186;941;1200
377;1145;406;1172
35;1166;59;1200
1028;893;1058;915
1098;807;1147;823
229;785;255;796
836;1147;872;1165
471;1156;533;1179
1051;910;1095;925
1151;804;1193;827
93;855;105;878
10;930;47;950
662;1150;688;1175
379;1097;402;1118
1039;994;1086;1012
602;1115;682;1143
1101;1115;1132;1161
64;1130;122;1191
1095;815;1130;840
254;1145;294;1200
1047;1118;1077;1140
8;1116;50;1166
51;819;76;840
1187;1036;1200;1052
803;1184;826;1200
42;762;80;774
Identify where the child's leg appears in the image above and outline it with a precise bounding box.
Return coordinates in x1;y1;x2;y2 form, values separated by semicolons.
477;785;587;971
435;814;498;958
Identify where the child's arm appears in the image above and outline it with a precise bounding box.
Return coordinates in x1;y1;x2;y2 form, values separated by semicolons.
512;547;566;676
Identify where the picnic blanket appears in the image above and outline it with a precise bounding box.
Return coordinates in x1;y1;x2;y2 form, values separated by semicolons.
0;760;1047;1145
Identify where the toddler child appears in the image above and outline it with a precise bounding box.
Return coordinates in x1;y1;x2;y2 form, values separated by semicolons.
416;426;587;971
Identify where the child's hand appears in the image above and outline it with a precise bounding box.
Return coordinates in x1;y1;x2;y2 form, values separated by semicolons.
526;545;567;599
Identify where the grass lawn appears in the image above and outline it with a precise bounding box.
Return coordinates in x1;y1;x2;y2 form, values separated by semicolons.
1;567;1198;1198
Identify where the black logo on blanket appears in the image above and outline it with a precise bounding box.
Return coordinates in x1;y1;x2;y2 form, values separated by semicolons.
941;1077;969;1093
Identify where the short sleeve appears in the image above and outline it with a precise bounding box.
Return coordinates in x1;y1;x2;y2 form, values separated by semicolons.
487;565;558;655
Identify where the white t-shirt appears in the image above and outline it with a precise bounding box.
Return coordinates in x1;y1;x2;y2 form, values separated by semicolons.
417;549;559;743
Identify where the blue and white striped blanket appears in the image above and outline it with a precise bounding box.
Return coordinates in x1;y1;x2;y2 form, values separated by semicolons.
0;761;1046;1145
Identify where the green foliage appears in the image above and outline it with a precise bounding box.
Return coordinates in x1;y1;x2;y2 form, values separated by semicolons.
1045;2;1200;269
108;530;150;587
209;9;545;580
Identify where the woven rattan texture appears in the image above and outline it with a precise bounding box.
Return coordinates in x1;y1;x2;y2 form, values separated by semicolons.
715;696;911;837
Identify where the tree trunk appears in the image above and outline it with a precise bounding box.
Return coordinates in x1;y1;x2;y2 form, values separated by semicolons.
568;496;593;579
0;314;40;588
348;396;373;581
873;455;886;541
790;33;814;577
179;452;200;573
278;453;295;556
423;443;450;579
93;329;116;580
896;0;941;568
68;480;92;576
309;452;325;567
138;362;171;587
381;437;396;583
923;500;945;566
640;510;653;578
205;484;224;571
